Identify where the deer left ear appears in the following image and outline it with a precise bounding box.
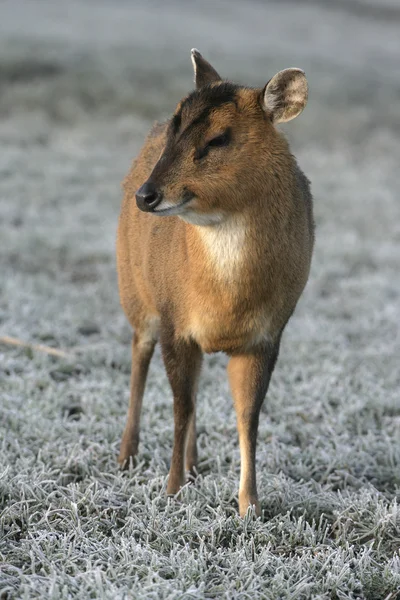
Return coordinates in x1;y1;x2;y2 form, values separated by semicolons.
262;68;308;123
191;48;221;89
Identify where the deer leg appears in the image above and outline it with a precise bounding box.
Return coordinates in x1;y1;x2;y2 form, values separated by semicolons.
185;404;198;479
118;327;156;468
227;340;280;517
160;330;202;495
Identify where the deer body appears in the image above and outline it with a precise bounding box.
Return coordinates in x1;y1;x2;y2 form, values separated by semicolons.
117;50;314;516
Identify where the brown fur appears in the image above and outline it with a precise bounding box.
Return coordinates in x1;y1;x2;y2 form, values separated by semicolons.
117;51;314;517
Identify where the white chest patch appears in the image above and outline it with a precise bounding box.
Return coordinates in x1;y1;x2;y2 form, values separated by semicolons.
197;216;246;280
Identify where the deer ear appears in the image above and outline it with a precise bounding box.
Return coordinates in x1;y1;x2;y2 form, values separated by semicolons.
191;48;221;89
262;68;308;123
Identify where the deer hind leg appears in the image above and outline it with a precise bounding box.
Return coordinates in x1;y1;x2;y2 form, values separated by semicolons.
160;327;203;495
118;316;159;468
227;339;281;517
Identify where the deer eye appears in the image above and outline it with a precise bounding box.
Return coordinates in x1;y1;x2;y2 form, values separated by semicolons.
206;129;231;149
194;129;231;161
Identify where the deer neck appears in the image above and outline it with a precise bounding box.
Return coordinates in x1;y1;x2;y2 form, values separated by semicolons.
185;207;264;286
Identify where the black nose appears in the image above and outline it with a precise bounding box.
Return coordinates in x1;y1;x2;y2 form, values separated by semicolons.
135;182;163;212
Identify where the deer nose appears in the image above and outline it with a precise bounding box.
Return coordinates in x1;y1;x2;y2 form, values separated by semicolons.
135;182;163;211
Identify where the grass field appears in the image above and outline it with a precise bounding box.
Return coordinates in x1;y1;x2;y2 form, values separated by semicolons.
1;1;399;598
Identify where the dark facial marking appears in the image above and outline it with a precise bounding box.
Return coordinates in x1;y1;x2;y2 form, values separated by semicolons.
170;82;240;139
182;187;195;203
171;113;182;135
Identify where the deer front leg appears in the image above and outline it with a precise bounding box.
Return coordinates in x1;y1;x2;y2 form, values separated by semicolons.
227;340;280;517
161;331;203;495
185;408;198;480
118;330;156;468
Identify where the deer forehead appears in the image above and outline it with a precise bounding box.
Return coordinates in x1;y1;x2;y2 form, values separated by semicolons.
171;84;258;140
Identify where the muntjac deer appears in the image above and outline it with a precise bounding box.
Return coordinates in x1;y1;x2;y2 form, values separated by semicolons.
117;49;314;517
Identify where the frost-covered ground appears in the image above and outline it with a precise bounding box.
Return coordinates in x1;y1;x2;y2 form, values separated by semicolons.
1;1;399;598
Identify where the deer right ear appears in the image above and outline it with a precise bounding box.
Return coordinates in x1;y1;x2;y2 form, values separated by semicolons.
262;68;308;123
191;49;221;89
